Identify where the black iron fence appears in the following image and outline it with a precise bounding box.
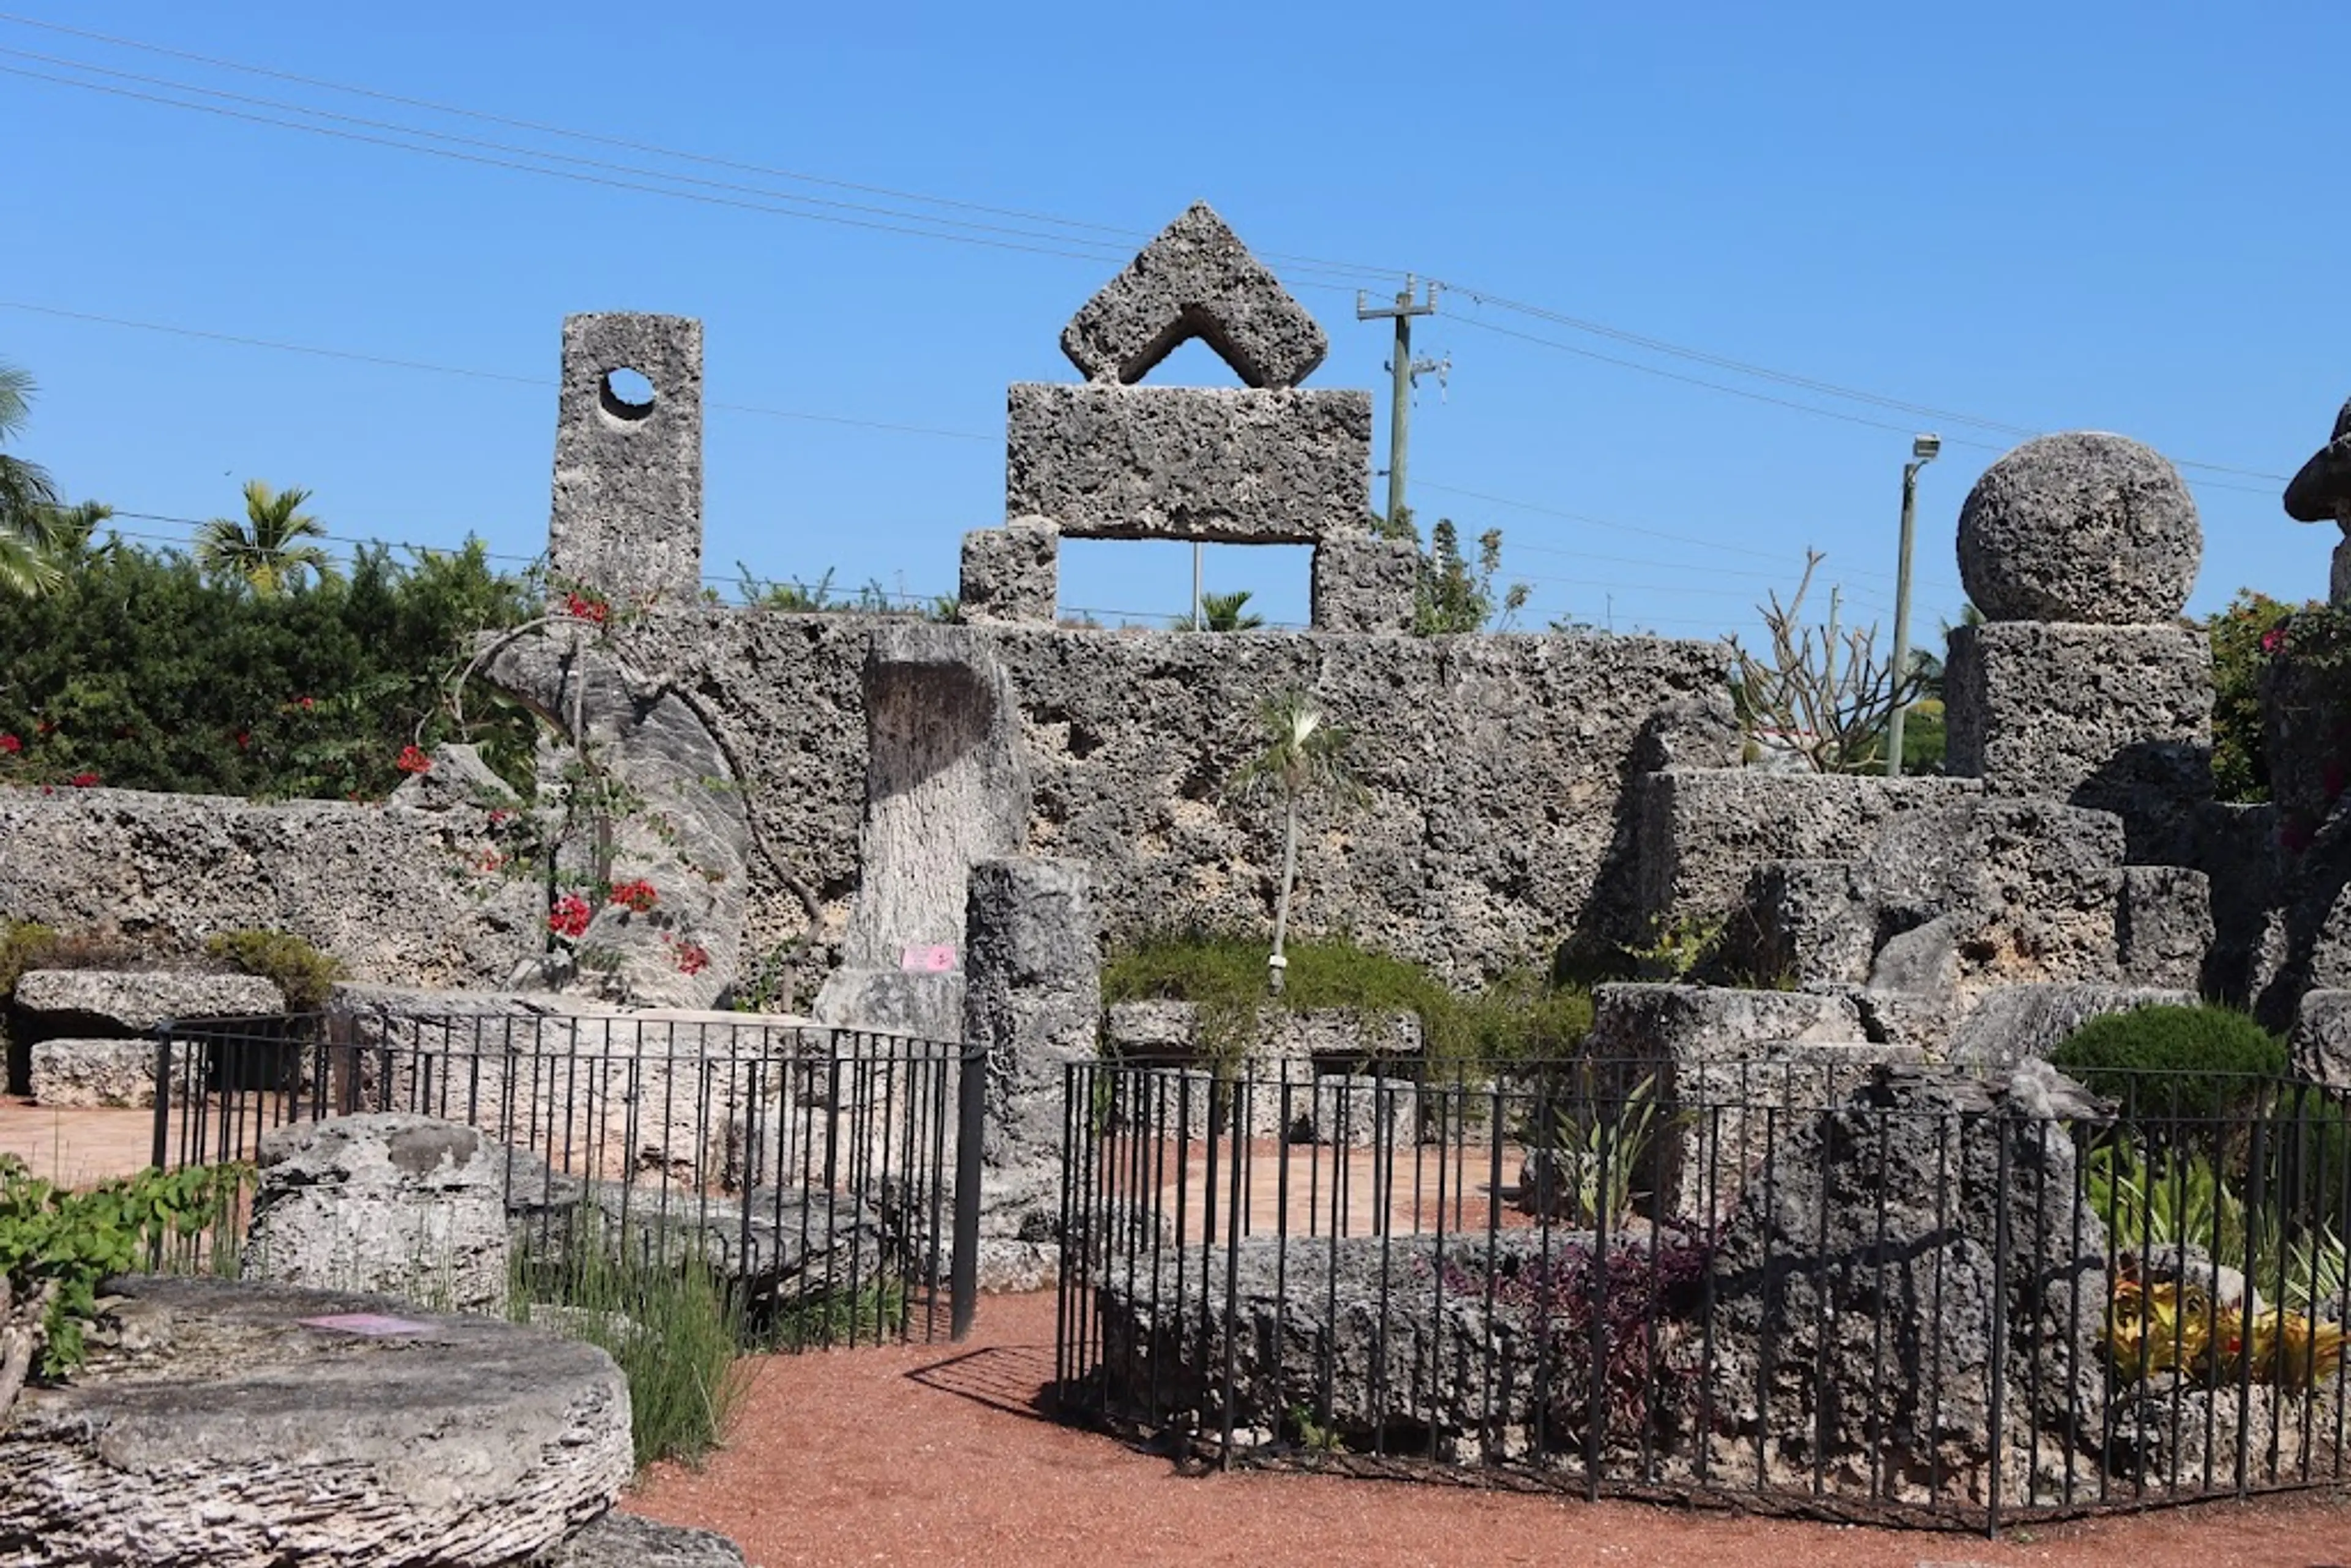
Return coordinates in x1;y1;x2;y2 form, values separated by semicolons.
153;1009;985;1346
1053;1056;2351;1532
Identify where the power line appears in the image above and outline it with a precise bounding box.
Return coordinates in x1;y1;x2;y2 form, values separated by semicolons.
0;300;994;441
0;10;1403;286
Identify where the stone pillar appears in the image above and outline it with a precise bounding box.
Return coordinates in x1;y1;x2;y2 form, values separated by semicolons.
812;625;1030;1040
242;1114;511;1314
1947;432;2213;861
958;516;1060;624
962;856;1099;1289
1310;534;1419;632
549;312;703;607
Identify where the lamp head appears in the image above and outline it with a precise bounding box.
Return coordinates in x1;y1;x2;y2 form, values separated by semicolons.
1912;433;1941;464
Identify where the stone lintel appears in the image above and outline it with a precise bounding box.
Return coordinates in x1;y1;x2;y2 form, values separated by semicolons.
1005;383;1371;544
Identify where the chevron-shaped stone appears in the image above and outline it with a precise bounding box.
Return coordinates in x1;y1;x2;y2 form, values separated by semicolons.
1060;201;1327;389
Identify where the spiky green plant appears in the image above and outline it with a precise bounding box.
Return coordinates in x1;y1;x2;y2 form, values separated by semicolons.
1226;692;1368;996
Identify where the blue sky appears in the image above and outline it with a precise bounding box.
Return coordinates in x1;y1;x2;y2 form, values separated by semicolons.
4;2;2345;640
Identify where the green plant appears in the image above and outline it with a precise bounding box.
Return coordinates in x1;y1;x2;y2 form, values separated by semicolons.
2051;1004;2287;1125
1619;913;1724;981
1183;588;1263;632
0;361;64;598
0;1157;248;1416
1100;931;1591;1074
1374;508;1530;634
2207;588;2298;804
2088;1141;2251;1265
513;1216;752;1470
1534;1070;1665;1227
196;479;337;599
1227;692;1368;996
761;1278;906;1352
202;929;345;1014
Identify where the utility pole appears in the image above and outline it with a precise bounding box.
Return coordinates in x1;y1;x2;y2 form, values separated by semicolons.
1885;433;1941;778
1357;277;1442;528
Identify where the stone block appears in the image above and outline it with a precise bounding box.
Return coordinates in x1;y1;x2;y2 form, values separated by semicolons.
1945;983;2196;1070
1727;860;1870;987
1944;621;2213;860
21;968;280;1030
1310;1073;1416;1147
15;968;284;1030
1853;799;2128;985
243;1114;513;1314
0;1274;631;1568
2292;989;2351;1090
1103;999;1198;1059
28;1037;156;1108
1310;534;1419;632
549;312;703;608
1005;383;1371;543
1632;769;1981;932
1956;432;2200;624
958;517;1059;624
1059;201;1328;389
1585;983;1864;1069
2118;865;2213;988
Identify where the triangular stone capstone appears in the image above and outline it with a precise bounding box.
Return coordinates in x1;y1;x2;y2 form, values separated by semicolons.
1059;201;1328;389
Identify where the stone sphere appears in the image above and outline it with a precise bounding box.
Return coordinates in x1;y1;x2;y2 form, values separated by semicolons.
1956;432;2200;623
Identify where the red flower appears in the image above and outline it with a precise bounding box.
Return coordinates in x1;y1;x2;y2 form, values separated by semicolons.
666;936;710;976
487;808;512;827
68;771;99;788
233;731;250;751
563;591;611;628
395;744;434;775
607;878;659;913
548;892;593;939
2262;626;2289;655
0;734;19;754
295;696;316;711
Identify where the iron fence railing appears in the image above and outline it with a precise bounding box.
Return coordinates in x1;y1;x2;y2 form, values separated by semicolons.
1054;1056;2351;1534
153;1009;984;1346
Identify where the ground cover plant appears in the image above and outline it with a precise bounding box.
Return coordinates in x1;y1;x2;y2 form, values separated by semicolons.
1101;929;1593;1072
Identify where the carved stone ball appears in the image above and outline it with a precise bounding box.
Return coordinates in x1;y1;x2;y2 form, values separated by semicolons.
1956;432;2200;623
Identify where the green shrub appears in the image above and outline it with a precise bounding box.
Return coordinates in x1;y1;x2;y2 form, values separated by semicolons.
2052;1004;2288;1122
201;929;344;1013
1100;930;1591;1071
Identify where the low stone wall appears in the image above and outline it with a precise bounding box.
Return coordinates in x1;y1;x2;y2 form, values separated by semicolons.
0;784;540;989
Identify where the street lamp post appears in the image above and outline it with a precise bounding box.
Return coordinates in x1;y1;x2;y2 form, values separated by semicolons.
1885;433;1941;778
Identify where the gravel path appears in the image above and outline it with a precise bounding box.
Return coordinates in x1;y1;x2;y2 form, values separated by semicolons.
627;1291;2351;1568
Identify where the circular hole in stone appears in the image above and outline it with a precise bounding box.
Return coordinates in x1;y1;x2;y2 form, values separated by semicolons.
599;367;658;422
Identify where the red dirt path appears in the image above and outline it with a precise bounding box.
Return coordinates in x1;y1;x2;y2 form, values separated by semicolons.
626;1291;2351;1568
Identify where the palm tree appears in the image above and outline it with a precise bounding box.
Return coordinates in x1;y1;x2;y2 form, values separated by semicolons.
1202;589;1265;632
198;479;336;596
0;362;62;596
1228;692;1367;994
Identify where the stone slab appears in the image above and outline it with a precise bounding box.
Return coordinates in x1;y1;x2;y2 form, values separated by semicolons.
1944;983;2197;1070
958;517;1059;624
1310;534;1419;632
2117;864;2213;989
1059;201;1327;389
1005;383;1371;543
0;1274;631;1568
15;967;283;1030
28;1036;156;1108
2292;989;2351;1090
1944;621;2213;861
548;312;703;608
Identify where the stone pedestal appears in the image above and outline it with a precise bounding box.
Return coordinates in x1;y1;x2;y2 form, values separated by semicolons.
959;517;1059;624
1945;621;2212;860
1310;534;1419;632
